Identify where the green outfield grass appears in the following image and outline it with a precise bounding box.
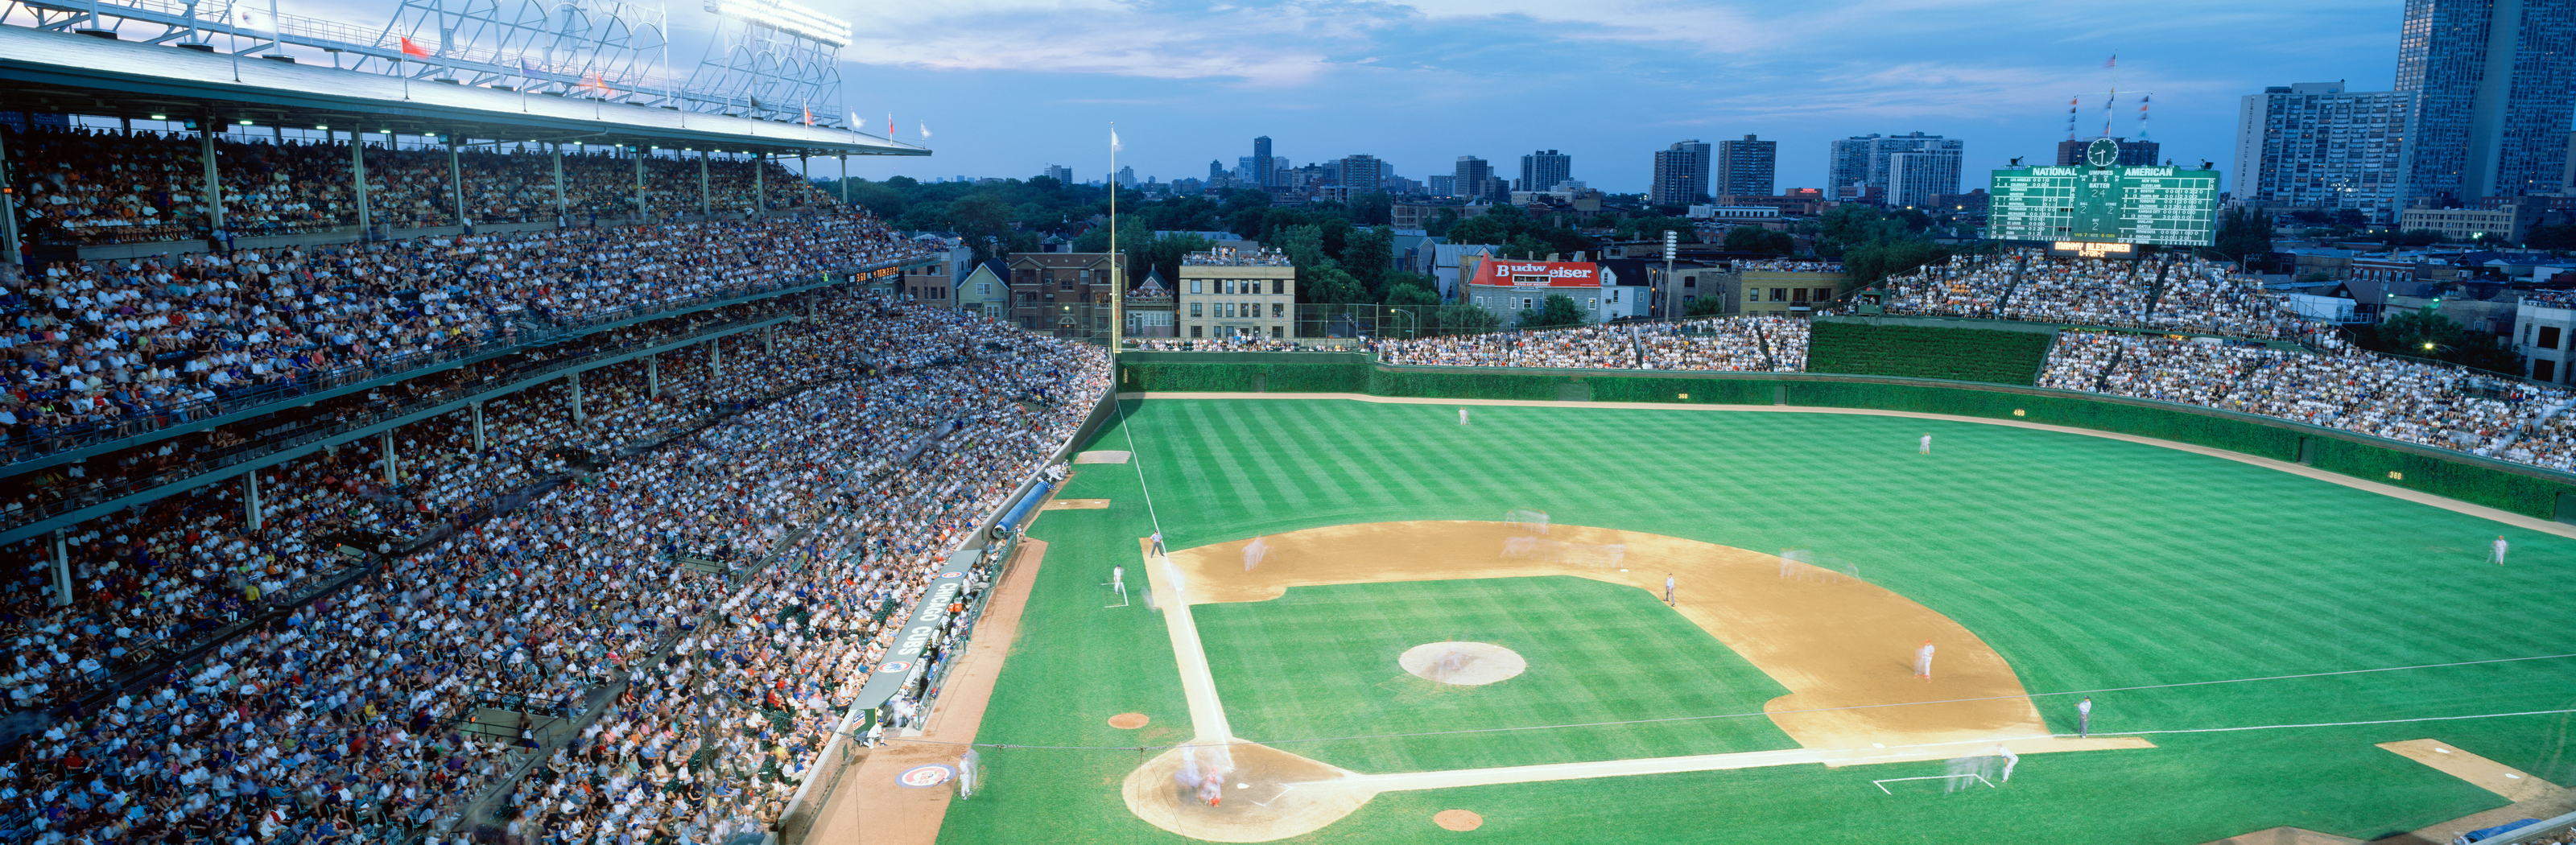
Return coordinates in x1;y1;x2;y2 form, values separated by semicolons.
1197;576;1798;773
936;398;2576;845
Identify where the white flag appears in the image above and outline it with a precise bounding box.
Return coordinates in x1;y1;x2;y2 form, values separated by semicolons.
919;121;931;140
1109;128;1121;152
848;112;862;133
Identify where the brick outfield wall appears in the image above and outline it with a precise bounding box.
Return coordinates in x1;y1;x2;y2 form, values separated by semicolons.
1114;357;2576;521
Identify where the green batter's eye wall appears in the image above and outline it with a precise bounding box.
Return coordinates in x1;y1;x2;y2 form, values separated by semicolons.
1113;354;2576;522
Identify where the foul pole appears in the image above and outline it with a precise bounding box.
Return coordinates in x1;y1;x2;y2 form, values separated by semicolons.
1109;123;1123;357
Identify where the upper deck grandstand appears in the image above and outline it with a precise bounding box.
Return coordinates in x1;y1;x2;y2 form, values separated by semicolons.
0;6;1136;845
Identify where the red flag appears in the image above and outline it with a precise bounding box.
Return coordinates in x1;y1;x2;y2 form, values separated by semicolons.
803;106;813;126
399;36;431;58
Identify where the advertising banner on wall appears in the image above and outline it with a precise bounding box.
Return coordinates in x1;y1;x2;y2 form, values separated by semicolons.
1476;259;1600;287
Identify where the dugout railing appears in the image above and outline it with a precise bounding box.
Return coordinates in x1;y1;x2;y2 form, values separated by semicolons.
1114;356;2576;524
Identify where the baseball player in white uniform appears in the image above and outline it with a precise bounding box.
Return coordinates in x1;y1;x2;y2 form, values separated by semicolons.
2491;535;2509;565
1913;639;1935;682
1919;433;1933;455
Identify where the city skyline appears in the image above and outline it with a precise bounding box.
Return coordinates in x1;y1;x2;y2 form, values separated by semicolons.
778;1;2405;193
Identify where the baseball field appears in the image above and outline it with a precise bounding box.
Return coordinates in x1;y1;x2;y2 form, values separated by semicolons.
930;396;2576;844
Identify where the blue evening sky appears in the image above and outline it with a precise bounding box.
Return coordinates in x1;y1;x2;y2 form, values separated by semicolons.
286;0;2406;193
803;0;2402;193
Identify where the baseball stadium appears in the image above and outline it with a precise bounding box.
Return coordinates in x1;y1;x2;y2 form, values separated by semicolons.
885;342;2576;845
3;2;2576;845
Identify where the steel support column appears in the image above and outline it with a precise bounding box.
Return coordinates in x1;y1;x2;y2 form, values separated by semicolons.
243;471;262;531
471;401;485;451
48;530;69;608
381;431;398;484
448;134;466;229
568;370;584;424
350;130;372;238
200;123;225;236
552;142;568;224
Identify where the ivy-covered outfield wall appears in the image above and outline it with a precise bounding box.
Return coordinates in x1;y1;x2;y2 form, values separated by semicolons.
1113;356;2576;521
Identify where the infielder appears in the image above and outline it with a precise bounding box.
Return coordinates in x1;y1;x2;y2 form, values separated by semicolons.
2491;534;2508;565
1919;433;1933;455
1149;530;1165;557
1664;573;1676;606
1913;639;1935;682
1244;536;1268;572
2078;697;2092;737
1996;744;2019;783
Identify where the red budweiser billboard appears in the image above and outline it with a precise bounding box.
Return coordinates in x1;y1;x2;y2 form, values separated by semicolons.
1475;258;1599;287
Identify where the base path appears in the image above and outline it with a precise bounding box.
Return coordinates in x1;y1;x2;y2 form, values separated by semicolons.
1118;392;2576;541
804;539;1050;845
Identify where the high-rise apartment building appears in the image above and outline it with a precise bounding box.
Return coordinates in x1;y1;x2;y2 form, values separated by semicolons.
2395;0;2576;204
1885;149;1963;208
1455;156;1503;202
1716;134;1777;197
1253;136;1274;188
1518;150;1573;192
2566;131;2576;193
2053;137;2161;167
1827;134;1877;195
1649;139;1711;205
1337;155;1388;195
1827;133;1961;204
1429;175;1456;197
2233;82;2411;222
1823;132;1965;204
1042;164;1074;183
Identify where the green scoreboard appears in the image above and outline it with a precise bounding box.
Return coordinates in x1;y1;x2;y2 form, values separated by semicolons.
1987;137;2219;246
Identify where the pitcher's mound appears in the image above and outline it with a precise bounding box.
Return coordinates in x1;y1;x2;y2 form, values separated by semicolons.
1434;810;1483;831
1400;642;1525;686
1108;713;1150;729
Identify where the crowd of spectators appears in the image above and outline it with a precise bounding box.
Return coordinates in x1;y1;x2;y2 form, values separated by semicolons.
0;208;929;472
1376;325;1637;368
0;291;1110;844
1735;261;1841;274
1370;318;1811;372
5;126;834;245
2038;330;2558;457
1633;318;1809;371
1880;250;2312;340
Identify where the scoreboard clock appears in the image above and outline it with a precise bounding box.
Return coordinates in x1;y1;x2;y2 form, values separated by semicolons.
1987;138;2219;246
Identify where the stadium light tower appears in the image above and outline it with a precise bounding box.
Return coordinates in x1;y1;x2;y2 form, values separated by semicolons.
688;0;847;124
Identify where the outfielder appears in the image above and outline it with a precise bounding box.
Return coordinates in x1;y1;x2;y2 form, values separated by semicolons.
1913;639;1935;682
1459;408;1470;425
1996;744;2019;783
1919;433;1933;455
2078;697;2092;737
2491;534;2508;565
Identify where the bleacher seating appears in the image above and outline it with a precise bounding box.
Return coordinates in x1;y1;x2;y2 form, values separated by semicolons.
0;289;1110;844
6;126;832;245
1877;249;2314;340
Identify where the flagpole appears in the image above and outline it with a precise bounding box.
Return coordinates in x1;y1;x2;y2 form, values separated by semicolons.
1108;122;1121;357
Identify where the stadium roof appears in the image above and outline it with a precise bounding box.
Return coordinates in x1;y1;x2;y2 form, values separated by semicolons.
0;25;928;157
